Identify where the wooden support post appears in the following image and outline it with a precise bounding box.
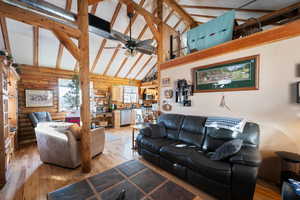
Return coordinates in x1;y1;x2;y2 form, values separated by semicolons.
33;26;39;66
157;0;164;110
77;0;91;173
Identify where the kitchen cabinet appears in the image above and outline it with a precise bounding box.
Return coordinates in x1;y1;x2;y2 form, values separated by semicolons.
111;86;123;102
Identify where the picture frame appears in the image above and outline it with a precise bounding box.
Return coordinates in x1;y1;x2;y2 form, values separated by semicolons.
161;77;171;87
192;55;259;93
25;89;54;107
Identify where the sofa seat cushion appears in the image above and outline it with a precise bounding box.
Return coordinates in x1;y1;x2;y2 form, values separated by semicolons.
187;151;232;185
140;137;177;154
160;144;201;166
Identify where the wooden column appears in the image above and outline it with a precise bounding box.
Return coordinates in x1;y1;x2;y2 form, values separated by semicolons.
77;0;91;173
157;0;165;109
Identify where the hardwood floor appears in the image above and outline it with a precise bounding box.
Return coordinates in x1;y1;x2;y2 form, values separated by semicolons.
0;127;280;200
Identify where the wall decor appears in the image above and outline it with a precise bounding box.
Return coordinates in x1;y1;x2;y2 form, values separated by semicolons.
161;77;171;87
192;55;259;93
175;79;193;107
25;89;54;107
164;89;174;99
162;100;172;111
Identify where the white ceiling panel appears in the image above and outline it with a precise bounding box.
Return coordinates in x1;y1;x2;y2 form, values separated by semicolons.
60;38;77;70
39;28;59;68
7;19;33;65
131;15;147;39
44;0;65;9
113;4;129;33
0;26;5;51
118;53;142;78
89;34;103;70
106;50;127;76
127;55;151;79
136;57;157;80
93;39;119;74
95;0;118;22
167;14;181;27
178;0;299;10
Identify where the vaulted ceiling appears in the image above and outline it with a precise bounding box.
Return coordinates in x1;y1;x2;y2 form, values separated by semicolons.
0;0;299;80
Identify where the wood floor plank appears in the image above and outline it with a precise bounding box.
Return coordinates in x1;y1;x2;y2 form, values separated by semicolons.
0;127;281;200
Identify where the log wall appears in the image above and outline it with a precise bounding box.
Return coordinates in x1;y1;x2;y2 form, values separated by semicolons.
18;65;140;146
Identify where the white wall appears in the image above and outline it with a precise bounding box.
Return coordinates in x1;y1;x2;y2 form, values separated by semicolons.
160;36;300;183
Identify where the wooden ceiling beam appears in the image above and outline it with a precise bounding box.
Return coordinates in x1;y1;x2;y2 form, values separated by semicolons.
52;30;81;61
88;0;103;5
56;0;73;69
144;15;160;41
103;0;146;75
0;1;81;39
0;17;11;55
180;5;273;13
163;0;198;28
134;56;153;79
33;26;39;66
91;2;122;73
236;2;300;32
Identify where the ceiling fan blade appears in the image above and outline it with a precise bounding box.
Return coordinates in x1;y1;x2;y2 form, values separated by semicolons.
136;39;154;47
136;46;155;55
104;47;126;49
111;31;128;44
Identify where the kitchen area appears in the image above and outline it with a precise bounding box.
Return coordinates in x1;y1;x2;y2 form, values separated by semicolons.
92;83;159;129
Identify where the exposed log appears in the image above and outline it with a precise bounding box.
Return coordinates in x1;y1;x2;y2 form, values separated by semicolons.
0;1;81;39
235;2;300;33
0;17;11;55
77;0;91;173
144;15;160;41
180;5;273;13
52;30;81;61
33;26;39;66
157;0;164;109
88;0;104;5
163;0;198;28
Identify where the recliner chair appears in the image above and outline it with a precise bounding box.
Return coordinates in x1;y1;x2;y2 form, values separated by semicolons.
28;112;53;127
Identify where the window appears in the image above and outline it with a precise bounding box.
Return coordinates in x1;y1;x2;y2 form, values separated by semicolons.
123;86;138;104
58;78;94;112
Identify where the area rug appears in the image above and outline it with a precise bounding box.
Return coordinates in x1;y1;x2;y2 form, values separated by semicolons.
48;160;196;200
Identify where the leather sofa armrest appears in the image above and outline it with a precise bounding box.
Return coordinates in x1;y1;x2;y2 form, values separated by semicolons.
139;127;152;137
229;146;261;167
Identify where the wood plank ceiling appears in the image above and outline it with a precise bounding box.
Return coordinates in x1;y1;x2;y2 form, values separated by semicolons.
0;0;299;81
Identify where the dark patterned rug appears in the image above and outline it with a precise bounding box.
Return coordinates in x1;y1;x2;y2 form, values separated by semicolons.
48;160;196;200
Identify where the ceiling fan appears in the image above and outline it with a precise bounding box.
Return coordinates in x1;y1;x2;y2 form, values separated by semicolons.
104;6;155;56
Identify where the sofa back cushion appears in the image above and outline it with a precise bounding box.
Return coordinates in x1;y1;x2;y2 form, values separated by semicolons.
158;114;185;140
202;122;260;152
178;115;207;148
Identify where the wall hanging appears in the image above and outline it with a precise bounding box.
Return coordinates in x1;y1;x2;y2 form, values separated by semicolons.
192;55;259;93
175;79;193;107
25;89;54;107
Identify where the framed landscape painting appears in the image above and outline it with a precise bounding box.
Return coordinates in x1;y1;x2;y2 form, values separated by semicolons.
25;89;54;107
192;55;259;93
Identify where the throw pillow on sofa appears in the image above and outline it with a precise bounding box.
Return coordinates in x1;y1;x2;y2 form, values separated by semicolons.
147;122;166;138
208;139;243;161
69;124;81;140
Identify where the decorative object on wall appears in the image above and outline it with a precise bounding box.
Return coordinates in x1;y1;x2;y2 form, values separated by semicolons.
297;81;300;103
175;79;193;107
25;89;54;107
164;89;173;99
162;100;172;111
187;10;236;53
219;94;231;111
161;77;171;87
192;55;259;93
